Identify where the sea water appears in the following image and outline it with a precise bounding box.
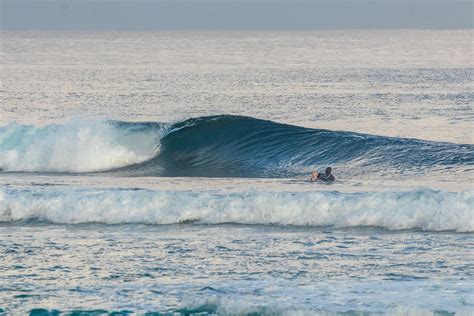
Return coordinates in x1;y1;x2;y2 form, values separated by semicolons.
0;30;473;314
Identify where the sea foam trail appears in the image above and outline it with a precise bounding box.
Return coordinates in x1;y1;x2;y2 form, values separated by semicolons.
0;187;472;232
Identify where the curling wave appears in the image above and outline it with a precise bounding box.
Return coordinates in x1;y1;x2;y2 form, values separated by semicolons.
0;187;472;232
0;119;165;173
0;115;472;177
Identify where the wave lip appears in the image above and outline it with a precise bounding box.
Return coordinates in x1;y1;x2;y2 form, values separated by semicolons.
0;119;165;173
1;187;472;232
1;115;473;177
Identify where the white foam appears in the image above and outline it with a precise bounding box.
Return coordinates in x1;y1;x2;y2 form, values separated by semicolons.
178;279;474;315
0;120;160;172
0;187;472;232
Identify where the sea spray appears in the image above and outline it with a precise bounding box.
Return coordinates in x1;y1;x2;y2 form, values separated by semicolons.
0;119;163;172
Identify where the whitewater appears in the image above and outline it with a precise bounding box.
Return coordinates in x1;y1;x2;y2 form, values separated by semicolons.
1;30;473;314
1;186;473;232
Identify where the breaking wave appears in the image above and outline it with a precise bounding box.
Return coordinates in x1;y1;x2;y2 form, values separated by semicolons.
0;187;472;232
0;115;472;177
0;119;164;173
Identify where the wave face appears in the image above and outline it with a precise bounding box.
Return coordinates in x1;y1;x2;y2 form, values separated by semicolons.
1;115;473;177
0;187;472;232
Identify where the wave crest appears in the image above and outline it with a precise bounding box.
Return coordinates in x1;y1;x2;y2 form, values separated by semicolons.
1;115;472;177
0;119;164;173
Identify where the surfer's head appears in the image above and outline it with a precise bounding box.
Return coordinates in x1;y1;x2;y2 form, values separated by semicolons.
325;167;332;175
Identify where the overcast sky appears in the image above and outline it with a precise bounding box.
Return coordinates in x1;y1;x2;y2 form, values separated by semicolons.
1;0;472;30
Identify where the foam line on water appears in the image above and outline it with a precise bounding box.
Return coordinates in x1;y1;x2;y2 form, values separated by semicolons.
1;187;472;232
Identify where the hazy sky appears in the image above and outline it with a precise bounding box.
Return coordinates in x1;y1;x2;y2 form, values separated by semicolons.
1;0;472;30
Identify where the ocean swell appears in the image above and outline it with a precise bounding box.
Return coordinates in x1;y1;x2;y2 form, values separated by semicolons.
0;115;472;177
0;187;472;232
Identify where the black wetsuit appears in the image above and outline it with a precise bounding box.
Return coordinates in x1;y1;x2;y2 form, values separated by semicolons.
317;173;335;182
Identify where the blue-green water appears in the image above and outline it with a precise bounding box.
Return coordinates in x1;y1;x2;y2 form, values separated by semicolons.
0;30;473;314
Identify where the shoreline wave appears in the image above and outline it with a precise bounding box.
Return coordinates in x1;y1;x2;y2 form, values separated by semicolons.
1;187;472;232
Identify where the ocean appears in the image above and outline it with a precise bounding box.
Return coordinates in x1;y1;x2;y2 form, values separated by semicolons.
0;30;473;314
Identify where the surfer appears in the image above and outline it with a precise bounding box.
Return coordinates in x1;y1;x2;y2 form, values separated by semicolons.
310;167;335;182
